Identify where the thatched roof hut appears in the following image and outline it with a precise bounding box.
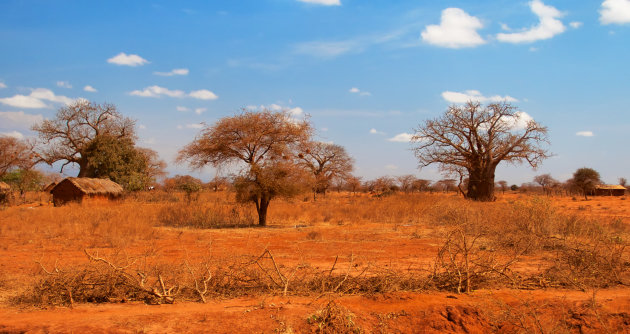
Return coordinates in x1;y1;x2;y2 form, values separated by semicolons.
50;177;124;206
0;181;10;193
43;182;57;192
592;184;626;196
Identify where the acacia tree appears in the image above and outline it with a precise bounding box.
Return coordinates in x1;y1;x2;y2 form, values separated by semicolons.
412;102;550;201
32;100;136;176
0;136;35;177
533;173;557;195
298;142;353;200
572;167;601;200
177;109;312;226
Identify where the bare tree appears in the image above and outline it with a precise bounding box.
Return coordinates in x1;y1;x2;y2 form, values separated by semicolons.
345;175;362;194
298;142;353;200
533;173;557;195
396;174;417;193
412;102;549;201
32;100;135;176
177;109;312;226
412;178;431;192
0;136;35;177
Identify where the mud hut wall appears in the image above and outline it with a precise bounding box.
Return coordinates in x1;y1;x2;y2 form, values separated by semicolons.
51;181;85;206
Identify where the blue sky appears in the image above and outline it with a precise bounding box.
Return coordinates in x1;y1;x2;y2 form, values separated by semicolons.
1;0;629;184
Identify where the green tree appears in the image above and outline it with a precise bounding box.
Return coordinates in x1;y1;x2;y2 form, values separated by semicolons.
572;167;601;200
82;135;165;191
1;168;45;195
177;109;312;226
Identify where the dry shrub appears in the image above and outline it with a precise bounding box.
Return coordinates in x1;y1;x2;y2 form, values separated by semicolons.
158;202;256;229
307;300;361;334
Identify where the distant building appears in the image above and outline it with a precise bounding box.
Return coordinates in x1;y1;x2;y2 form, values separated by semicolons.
591;184;626;196
49;177;123;206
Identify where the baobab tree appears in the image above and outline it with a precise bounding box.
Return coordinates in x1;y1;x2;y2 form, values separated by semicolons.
177;109;312;226
412;102;550;201
32;100;136;176
298;142;353;200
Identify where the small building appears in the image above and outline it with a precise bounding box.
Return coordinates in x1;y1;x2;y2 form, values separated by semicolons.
42;182;57;193
592;184;626;196
50;177;123;206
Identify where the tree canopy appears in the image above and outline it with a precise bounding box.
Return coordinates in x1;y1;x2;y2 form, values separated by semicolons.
177;109;312;226
32;100;136;175
0;136;35;177
412;102;550;201
298;141;353;198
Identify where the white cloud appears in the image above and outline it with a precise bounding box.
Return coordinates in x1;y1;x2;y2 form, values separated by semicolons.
576;131;594;137
186;123;204;129
294;40;358;58
0;111;44;128
56;81;72;89
129;86;185;98
421;8;486;49
176;106;189;112
194;108;206;115
189;89;218;100
349;87;371;96
442;90;518;104
83;85;97;92
385;164;398;170
0;88;74;109
297;0;341;6
496;0;566;44
369;128;385;135
0;82;6;89
600;0;630;24
388;133;413;142
0;131;24;139
154;68;189;76
570;21;583;29
288;107;304;117
107;52;149;67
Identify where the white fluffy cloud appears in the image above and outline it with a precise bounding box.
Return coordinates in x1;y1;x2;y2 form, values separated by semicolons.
129;86;218;100
194;108;206;115
501;111;534;130
496;0;566;44
349;87;371;96
388;133;414;142
189;89;218;100
570;21;583;29
0;131;24;139
421;8;486;49
369;128;385;135
154;68;189;76
83;85;97;92
130;86;185;98
0;111;44;128
297;0;340;6
107;52;149;66
576;131;594;137
442;90;518;104
600;0;630;24
0;82;6;89
0;88;74;109
56;81;72;89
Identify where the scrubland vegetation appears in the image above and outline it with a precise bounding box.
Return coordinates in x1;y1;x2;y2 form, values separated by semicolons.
1;190;629;332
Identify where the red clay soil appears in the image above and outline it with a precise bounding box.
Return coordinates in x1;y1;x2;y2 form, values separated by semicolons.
1;289;629;333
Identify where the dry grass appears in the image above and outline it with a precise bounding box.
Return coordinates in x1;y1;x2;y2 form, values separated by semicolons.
1;191;629;309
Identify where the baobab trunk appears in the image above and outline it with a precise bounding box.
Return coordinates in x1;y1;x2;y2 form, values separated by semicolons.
466;168;496;201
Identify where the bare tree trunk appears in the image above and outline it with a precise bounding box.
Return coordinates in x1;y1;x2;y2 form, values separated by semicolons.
466;168;496;201
256;195;270;226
